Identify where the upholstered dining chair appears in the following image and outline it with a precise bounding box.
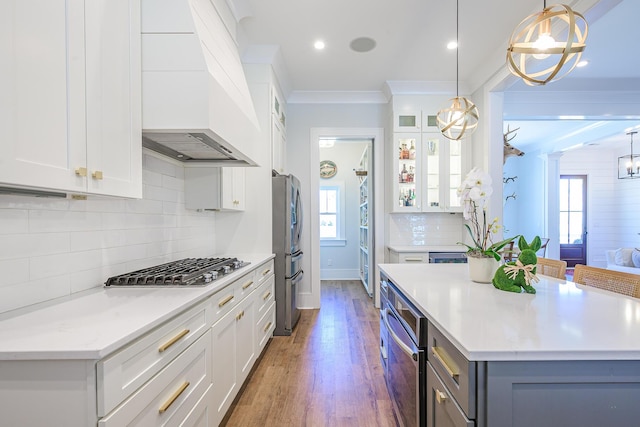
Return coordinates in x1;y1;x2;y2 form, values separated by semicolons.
573;264;640;298
536;257;567;280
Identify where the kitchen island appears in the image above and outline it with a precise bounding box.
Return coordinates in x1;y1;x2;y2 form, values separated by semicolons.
380;263;640;427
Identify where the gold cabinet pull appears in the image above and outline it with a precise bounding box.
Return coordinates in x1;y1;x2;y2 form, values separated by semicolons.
158;329;190;353
263;321;272;332
431;346;460;380
262;268;271;276
435;389;448;404
92;170;103;180
75;167;87;177
262;291;272;301
218;295;234;308
236;310;245;321
404;257;424;262
158;381;190;414
242;280;254;290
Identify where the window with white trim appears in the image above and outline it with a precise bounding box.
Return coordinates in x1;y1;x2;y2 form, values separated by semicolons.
319;186;339;239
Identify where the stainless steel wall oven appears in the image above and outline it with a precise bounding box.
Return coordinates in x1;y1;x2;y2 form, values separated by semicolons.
381;273;427;427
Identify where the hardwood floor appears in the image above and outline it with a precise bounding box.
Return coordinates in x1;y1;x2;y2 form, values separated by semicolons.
223;280;396;427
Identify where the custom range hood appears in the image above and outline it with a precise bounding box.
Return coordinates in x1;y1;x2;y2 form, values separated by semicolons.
141;0;260;166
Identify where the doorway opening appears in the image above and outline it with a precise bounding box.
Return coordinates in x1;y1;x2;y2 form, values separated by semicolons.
559;175;588;267
318;138;373;295
309;128;384;309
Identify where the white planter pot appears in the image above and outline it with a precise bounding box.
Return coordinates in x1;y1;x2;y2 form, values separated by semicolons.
467;256;500;283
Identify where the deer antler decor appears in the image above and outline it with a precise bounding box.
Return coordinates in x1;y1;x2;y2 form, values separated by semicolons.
503;125;524;164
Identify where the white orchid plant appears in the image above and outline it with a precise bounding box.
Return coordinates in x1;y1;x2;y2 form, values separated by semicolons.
457;167;516;261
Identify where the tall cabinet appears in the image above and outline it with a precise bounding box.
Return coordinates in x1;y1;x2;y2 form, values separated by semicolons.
358;146;372;295
391;107;470;213
0;0;142;198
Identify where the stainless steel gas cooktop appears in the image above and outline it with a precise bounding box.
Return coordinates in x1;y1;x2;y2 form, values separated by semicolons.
104;257;250;287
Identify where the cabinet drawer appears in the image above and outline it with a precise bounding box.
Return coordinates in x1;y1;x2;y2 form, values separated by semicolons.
399;253;429;263
97;300;210;416
428;322;476;419
212;282;239;323
426;362;474;427
255;260;274;287
256;274;275;317
99;330;212;426
256;302;275;351
235;272;257;301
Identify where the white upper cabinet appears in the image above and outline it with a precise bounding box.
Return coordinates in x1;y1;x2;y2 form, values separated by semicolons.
85;0;142;198
184;166;245;211
0;0;87;193
271;85;287;174
0;0;142;197
393;108;422;133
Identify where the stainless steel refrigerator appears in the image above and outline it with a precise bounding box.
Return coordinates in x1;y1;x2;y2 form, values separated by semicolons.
272;173;303;335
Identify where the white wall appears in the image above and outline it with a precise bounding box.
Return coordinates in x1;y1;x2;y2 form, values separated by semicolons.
559;143;639;267
502;149;547;243
318;142;367;279
0;152;217;315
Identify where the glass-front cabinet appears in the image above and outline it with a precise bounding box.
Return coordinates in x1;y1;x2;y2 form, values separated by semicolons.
394;134;421;212
392;132;470;213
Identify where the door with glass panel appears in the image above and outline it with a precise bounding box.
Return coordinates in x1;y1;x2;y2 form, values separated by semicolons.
559;175;587;267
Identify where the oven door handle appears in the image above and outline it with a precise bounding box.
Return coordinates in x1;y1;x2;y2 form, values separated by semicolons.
384;308;418;361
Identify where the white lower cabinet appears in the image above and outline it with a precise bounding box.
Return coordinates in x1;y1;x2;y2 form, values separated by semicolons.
0;258;275;427
98;330;212;426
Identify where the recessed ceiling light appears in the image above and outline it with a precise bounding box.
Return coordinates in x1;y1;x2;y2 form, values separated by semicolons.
447;41;458;50
349;37;377;53
314;40;325;50
576;60;589;67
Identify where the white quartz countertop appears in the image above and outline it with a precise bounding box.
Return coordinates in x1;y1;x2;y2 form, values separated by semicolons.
387;245;465;253
379;263;640;361
0;254;274;361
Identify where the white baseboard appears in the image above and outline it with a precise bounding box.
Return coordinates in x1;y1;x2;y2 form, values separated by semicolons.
319;268;360;280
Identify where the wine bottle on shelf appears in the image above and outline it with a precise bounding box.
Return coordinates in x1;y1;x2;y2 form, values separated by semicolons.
409;141;416;160
401;163;408;183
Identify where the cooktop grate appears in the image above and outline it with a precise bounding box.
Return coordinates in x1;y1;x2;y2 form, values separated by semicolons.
104;257;248;287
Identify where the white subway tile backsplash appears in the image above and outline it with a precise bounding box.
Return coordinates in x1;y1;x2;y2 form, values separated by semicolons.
389;213;464;246
0;155;217;314
0;275;71;314
0;209;29;234
0;259;29;288
0;233;70;260
29;210;103;233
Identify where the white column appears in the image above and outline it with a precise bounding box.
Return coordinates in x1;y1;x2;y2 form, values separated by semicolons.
545;152;563;259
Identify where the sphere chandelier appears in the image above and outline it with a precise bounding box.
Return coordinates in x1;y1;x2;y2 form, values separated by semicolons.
506;2;588;86
436;0;479;141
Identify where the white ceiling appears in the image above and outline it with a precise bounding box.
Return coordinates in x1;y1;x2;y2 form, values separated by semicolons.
236;0;640;152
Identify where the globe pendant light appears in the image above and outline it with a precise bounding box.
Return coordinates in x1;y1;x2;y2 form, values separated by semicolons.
436;0;479;141
507;2;588;86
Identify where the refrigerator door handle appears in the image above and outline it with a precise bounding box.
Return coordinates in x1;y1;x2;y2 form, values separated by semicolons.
289;269;304;282
288;250;303;262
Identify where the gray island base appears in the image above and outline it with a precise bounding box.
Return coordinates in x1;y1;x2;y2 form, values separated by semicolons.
380;263;640;427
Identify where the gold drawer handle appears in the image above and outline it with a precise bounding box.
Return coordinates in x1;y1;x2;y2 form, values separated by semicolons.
218;295;234;308
262;291;272;301
236;310;245;321
431;346;460;380
159;381;190;414
404;257;424;262
242;280;254;290
262;268;271;276
263;321;272;332
158;329;190;353
435;389;448;404
75;167;87;177
92;170;103;180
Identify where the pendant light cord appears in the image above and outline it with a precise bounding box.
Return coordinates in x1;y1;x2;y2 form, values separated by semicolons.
456;0;459;97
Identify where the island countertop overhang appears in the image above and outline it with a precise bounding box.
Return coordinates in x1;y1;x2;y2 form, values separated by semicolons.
379;263;640;362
